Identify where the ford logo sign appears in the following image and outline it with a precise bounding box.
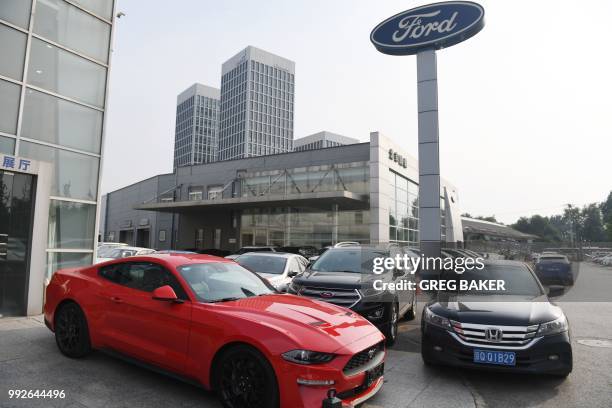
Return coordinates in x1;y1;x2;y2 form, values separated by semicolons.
371;1;485;56
320;292;334;298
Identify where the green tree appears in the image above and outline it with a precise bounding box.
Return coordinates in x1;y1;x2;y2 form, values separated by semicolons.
581;203;607;242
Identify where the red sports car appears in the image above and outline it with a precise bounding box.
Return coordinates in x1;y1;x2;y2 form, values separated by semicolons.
44;254;385;408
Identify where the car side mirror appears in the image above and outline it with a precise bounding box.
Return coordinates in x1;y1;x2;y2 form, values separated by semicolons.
547;285;565;298
152;285;181;303
287;270;298;277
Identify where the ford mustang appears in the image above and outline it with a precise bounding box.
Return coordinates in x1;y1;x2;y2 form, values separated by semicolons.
44;254;385;408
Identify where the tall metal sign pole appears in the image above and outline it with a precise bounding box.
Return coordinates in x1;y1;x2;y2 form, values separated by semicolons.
371;1;485;260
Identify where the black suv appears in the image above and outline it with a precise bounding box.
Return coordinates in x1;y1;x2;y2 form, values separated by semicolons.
287;245;417;345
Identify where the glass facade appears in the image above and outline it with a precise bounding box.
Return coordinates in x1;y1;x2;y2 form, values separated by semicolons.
238;162;369;247
0;0;114;278
218;51;295;161
389;171;420;247
174;89;220;168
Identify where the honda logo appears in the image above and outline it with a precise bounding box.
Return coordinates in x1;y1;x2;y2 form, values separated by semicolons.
485;328;503;342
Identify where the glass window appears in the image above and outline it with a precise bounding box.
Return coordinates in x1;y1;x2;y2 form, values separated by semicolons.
19;141;99;200
0;0;31;28
21;88;103;153
0;23;27;80
48;200;96;249
0;79;21;135
33;0;111;63
69;0;114;20
0;135;15;154
46;252;93;279
27;38;107;108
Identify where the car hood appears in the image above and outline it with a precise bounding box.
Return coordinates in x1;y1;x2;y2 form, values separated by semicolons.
293;270;376;289
430;295;562;326
205;294;381;353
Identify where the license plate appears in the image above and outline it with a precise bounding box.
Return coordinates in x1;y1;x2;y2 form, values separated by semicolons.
364;362;384;386
473;349;516;366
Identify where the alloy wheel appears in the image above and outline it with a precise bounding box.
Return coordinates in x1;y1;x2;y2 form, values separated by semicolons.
219;353;267;408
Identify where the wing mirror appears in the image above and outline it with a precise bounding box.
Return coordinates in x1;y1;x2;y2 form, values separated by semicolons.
287;270;298;277
547;285;565;298
152;285;182;303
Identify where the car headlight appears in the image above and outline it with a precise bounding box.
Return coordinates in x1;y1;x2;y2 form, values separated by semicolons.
424;306;451;329
537;315;568;336
281;350;335;365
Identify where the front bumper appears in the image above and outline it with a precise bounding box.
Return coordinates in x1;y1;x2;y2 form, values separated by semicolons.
422;324;572;375
276;332;386;407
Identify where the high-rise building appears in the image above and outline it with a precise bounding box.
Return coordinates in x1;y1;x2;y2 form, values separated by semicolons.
0;0;116;316
218;46;295;161
293;131;359;151
174;83;220;168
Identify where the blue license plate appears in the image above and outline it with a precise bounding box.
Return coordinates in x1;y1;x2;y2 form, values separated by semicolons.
473;349;516;366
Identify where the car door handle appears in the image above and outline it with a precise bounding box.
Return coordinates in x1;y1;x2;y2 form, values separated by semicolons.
110;296;123;304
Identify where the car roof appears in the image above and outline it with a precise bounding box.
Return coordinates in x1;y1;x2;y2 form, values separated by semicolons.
235;252;296;258
127;253;235;267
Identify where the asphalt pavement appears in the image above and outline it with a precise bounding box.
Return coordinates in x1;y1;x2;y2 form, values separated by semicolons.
1;262;611;408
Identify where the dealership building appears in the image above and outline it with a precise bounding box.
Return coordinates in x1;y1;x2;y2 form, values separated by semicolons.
0;0;116;316
101;132;463;252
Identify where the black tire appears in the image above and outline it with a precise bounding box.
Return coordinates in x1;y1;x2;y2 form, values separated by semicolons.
383;302;399;347
54;302;92;358
404;294;417;321
215;345;279;408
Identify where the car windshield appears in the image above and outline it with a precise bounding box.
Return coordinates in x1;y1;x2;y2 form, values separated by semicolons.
235;255;287;274
539;256;567;262
177;262;274;302
310;248;388;273
442;264;543;296
106;248;137;259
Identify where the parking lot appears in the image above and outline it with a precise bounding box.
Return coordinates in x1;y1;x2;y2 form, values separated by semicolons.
1;262;611;408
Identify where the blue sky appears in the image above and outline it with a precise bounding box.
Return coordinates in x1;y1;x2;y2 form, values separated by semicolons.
102;0;612;224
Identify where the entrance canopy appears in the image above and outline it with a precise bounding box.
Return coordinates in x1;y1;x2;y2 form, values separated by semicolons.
134;190;369;213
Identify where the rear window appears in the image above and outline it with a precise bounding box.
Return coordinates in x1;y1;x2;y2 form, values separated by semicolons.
539;256;568;261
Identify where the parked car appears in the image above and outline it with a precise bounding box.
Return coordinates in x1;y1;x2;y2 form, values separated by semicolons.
154;250;197;254
44;254;386;407
289;245;417;346
421;260;572;377
534;254;573;285
278;246;319;258
225;246;279;260
95;246;156;264
96;242;128;259
233;252;308;292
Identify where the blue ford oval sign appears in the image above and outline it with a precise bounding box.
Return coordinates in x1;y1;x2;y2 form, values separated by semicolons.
371;1;485;56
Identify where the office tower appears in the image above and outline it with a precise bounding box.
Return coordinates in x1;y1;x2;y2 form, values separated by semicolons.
174;83;220;168
218;46;295;161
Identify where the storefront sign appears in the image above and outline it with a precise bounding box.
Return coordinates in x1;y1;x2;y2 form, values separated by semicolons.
1;154;39;175
388;149;408;168
370;1;485;55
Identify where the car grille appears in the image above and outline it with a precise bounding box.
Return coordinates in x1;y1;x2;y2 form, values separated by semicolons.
343;342;384;374
298;286;361;308
451;321;539;347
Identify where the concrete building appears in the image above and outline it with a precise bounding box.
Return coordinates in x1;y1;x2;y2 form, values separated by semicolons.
0;0;116;316
174;83;220;168
103;133;463;252
293;131;359;151
217;46;295;161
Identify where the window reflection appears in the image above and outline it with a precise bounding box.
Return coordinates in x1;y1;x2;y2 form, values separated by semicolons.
19;141;99;201
27;38;107;108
